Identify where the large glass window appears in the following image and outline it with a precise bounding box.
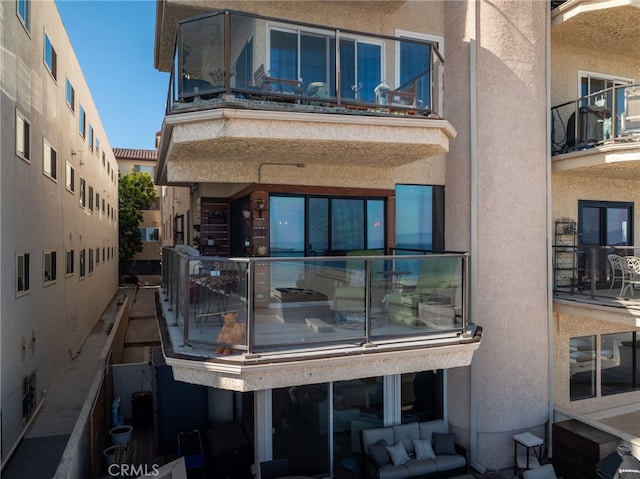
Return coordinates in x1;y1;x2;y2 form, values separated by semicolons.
140;228;160;242
570;336;596;400
601;332;637;396
270;195;386;256
396;185;444;252
401;371;443;422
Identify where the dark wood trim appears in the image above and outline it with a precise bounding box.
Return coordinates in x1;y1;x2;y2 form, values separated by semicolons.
231;183;394;199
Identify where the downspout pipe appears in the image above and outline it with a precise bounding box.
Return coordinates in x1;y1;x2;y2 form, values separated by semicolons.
469;0;485;474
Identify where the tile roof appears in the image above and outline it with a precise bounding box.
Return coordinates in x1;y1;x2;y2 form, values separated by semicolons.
113;148;157;161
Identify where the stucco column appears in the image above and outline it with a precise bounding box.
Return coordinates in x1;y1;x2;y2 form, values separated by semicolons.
445;1;549;470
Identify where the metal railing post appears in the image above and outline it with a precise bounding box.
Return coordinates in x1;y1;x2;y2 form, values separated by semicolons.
364;259;372;345
246;261;254;355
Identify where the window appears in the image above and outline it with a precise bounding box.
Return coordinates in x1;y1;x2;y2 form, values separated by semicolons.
102;198;105;214
79;178;86;207
17;0;30;32
140;228;160;242
79;249;86;277
134;164;155;177
66;249;74;275
22;372;36;419
88;125;94;151
95;137;100;157
44;33;57;80
79;106;86;138
16;110;30;161
88;249;94;274
96;193;100;212
103;247;106;262
17;253;30;295
44;251;56;284
65;162;75;193
88;186;94;210
270;195;385;256
570;336;596;400
65;78;75;112
103;152;106;168
96;248;100;264
601;332;639;396
396;185;445;252
43;139;57;180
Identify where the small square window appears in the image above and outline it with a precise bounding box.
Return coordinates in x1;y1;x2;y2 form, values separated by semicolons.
44;251;56;284
65;78;75;112
44;33;57;80
66;162;75;193
17;0;30;32
17;253;30;295
66;249;74;275
43;139;57;180
16;110;30;161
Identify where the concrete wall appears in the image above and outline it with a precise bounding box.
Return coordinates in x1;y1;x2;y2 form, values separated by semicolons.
1;0;118;458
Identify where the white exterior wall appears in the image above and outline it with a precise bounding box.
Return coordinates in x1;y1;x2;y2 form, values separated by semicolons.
0;0;118;458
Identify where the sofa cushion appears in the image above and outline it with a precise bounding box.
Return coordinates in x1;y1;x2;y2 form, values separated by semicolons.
378;463;412;479
403;458;439;476
433;453;466;472
432;432;457;455
392;422;420;454
413;438;436;460
369;439;391;466
362;427;395;454
419;419;447;440
386;441;410;466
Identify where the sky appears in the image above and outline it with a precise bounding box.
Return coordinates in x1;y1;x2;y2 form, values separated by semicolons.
56;0;168;151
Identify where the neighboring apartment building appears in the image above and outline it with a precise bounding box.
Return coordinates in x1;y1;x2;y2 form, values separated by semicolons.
0;0;118;464
153;1;549;475
115;148;162;277
549;0;640;466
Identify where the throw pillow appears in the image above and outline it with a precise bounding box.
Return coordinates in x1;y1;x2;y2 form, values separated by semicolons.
432;432;456;455
413;438;436;460
349;269;365;286
368;439;391;466
386;441;410;466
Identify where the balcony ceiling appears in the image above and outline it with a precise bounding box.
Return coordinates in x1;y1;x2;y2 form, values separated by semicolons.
552;143;640;179
551;1;640;58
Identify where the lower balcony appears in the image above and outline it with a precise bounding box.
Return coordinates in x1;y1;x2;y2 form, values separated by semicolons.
158;247;481;391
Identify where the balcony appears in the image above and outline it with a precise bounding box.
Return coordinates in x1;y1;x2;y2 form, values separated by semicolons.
551;85;640;178
156;10;455;184
158;248;481;391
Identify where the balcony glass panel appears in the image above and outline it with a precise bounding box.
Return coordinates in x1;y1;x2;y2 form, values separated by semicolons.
601;332;635;396
169;11;442;116
162;248;468;356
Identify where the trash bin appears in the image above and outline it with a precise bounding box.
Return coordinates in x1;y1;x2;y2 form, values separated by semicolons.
131;391;153;427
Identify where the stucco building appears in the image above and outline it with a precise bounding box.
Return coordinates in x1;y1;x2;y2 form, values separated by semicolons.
0;0;119;464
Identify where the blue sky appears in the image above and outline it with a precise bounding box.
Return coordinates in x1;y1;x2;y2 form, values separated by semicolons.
56;0;168;150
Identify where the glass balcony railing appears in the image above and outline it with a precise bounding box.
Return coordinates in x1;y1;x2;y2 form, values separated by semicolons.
551;84;640;155
167;10;444;118
161;248;470;356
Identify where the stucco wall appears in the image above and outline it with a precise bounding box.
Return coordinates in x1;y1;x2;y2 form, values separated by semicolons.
1;0;119;456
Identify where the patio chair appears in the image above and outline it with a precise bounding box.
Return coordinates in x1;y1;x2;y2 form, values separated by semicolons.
621;256;640;297
523;464;559;479
621;85;640;136
607;253;624;293
388;82;418;110
253;64;302;95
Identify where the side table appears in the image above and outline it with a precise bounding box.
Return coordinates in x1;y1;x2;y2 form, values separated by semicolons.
513;432;543;475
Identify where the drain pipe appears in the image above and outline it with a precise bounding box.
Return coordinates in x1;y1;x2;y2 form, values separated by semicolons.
468;0;485;474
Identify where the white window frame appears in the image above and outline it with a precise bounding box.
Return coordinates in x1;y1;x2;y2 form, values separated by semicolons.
65;77;75;112
44;250;56;285
66;249;74;276
17;252;30;296
17;0;30;33
43;138;57;181
44;32;57;81
16;109;30;162
577;70;634;98
65;162;75;193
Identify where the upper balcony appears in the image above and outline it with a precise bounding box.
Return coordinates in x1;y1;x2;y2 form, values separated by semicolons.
551;85;640;178
156;10;455;184
157;247;481;392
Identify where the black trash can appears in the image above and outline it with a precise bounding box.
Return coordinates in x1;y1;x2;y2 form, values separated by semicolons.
131;391;153;427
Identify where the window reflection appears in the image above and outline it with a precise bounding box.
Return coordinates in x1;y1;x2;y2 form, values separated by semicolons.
401;371;443;422
570;336;596;400
601;332;634;396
